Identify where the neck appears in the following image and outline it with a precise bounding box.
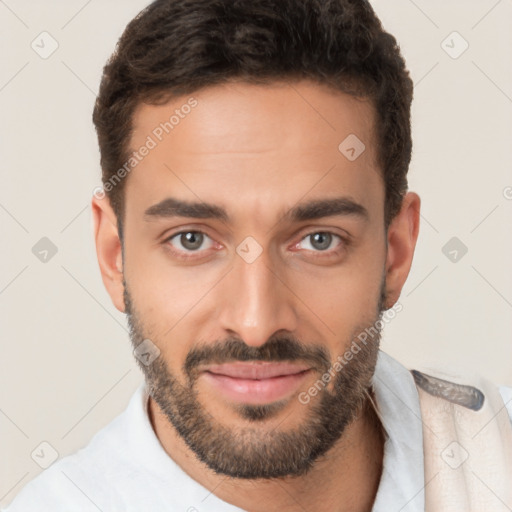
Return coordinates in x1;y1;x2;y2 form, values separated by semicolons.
148;390;385;512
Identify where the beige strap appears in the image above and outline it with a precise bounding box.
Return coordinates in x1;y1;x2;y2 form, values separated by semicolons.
413;370;512;512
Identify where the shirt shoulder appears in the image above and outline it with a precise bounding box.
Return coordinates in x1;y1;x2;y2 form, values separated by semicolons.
2;389;142;512
2;383;243;512
2;453;114;512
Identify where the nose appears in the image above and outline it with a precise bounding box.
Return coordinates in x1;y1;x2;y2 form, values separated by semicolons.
217;244;298;347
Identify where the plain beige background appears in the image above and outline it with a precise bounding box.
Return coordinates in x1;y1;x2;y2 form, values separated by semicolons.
1;0;511;507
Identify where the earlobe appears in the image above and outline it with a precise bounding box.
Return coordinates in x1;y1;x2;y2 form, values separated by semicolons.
91;195;126;313
384;192;421;309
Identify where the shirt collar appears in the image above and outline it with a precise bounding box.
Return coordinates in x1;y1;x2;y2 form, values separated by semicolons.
370;350;425;512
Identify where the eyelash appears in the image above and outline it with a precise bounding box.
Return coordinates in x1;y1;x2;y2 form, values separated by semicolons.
163;230;349;261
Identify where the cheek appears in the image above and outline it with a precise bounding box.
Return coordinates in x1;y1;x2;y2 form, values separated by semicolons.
289;273;379;343
124;246;224;365
124;237;215;316
291;242;384;315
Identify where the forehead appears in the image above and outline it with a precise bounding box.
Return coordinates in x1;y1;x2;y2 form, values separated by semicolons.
125;80;382;224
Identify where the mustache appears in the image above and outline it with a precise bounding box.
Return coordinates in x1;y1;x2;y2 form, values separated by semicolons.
184;335;331;379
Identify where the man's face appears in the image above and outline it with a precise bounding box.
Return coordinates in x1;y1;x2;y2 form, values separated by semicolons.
120;80;388;478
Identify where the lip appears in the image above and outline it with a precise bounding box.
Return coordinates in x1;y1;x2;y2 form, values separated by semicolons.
204;361;311;379
200;362;311;404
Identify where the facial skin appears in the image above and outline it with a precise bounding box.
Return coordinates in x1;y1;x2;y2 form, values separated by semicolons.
92;80;420;512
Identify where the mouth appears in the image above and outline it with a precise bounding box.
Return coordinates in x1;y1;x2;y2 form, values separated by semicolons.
200;361;312;404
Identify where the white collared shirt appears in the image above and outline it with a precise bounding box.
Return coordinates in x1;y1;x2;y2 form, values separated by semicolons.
4;350;511;512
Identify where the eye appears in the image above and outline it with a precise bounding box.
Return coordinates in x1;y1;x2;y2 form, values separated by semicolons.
296;232;345;253
166;231;214;253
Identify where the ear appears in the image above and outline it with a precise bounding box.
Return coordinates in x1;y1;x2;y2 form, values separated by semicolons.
91;194;125;313
384;192;421;309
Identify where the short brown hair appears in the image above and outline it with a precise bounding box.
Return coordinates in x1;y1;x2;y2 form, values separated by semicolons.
92;0;413;239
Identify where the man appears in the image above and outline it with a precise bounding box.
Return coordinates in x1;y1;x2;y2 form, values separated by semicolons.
4;0;512;511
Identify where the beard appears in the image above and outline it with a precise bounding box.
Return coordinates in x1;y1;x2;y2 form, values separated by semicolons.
124;278;386;480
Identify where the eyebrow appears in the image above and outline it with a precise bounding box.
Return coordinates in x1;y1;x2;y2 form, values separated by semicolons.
143;196;369;223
